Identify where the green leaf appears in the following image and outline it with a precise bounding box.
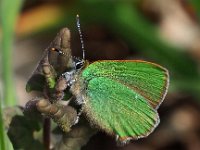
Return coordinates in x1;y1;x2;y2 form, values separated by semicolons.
0;92;14;150
0;0;24;106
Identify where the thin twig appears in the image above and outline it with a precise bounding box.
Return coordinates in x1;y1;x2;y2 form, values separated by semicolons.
43;118;51;150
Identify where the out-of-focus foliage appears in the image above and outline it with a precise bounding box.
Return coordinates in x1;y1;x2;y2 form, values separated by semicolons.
0;0;23;106
75;1;200;99
14;0;200;99
1;0;200;150
190;0;200;21
0;0;23;149
0;97;6;150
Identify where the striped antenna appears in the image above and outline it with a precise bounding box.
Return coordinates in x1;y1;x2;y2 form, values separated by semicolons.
76;14;85;60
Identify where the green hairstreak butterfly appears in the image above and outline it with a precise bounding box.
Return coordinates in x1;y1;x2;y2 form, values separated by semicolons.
26;15;169;144
54;15;170;143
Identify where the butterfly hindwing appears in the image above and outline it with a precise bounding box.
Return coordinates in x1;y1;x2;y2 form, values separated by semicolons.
83;77;159;141
80;60;169;141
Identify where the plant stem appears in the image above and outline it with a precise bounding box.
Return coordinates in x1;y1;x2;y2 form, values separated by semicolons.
43;118;51;150
0;0;23;106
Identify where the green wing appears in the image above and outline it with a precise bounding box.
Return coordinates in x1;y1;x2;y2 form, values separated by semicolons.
81;60;169;141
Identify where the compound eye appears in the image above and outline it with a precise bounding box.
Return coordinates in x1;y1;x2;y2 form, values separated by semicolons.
75;61;84;70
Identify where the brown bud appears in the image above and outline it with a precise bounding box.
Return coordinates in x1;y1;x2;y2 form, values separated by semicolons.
42;64;51;75
56;77;67;92
36;98;77;132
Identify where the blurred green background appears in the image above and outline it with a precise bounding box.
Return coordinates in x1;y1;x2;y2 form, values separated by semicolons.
1;0;200;149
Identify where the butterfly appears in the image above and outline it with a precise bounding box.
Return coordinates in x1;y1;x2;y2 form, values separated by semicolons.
58;16;169;143
61;59;169;143
26;15;169;144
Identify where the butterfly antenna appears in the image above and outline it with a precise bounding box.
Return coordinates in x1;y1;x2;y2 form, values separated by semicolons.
76;14;85;61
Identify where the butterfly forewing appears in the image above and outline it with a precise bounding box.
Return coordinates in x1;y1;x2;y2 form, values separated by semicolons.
82;60;169;109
